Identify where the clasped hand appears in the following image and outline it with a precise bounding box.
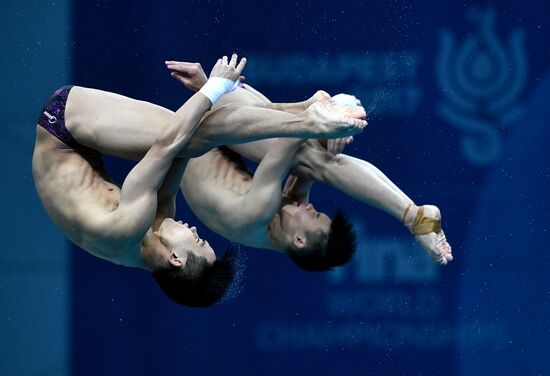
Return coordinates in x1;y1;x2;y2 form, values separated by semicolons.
165;53;246;92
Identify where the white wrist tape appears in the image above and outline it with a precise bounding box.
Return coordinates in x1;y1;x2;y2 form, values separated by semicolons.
199;77;238;104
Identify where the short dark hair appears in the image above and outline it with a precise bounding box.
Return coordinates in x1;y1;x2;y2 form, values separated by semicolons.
286;211;356;271
152;247;236;307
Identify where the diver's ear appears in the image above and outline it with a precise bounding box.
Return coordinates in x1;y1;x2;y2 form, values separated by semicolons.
292;234;306;249
168;251;184;268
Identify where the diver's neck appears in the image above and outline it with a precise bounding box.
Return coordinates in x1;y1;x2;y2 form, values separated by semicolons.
265;213;288;253
136;231;165;271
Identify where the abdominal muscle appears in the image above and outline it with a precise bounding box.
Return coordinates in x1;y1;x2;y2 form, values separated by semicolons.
32;126;122;257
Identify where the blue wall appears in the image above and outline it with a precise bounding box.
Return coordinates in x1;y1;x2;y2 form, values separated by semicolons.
0;1;71;375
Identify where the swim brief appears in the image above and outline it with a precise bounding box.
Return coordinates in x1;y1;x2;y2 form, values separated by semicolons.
37;85;81;148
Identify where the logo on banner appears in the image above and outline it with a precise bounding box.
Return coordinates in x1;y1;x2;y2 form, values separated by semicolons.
436;8;527;166
246;52;422;117
256;219;509;351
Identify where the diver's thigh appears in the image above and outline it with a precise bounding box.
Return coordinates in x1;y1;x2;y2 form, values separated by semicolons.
66;86;173;159
212;86;268;110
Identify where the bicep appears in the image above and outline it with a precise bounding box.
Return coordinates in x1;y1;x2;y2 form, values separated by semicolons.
238;142;299;222
111;144;176;236
94;193;157;242
152;197;176;231
239;179;282;224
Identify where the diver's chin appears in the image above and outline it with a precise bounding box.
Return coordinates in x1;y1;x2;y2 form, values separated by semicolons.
281;203;300;217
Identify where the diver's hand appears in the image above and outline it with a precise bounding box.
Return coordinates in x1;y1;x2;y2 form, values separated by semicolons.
194;54;247;104
165;61;208;92
296;140;332;169
326;136;354;156
322;92;364;156
209;53;246;82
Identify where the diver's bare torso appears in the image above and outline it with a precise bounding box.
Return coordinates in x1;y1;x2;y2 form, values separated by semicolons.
31;126;132;264
32;86;190;266
32;85;213;267
181;148;273;249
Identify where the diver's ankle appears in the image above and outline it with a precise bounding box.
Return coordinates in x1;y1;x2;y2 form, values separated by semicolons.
402;203;418;231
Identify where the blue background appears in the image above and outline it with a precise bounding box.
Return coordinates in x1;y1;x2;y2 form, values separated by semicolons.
1;1;549;375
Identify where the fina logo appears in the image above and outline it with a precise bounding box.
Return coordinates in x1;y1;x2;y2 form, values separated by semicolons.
436;8;527;166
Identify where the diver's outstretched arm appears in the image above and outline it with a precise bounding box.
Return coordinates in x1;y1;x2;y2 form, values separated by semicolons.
237;138;307;225
152;158;188;231
282;174;314;204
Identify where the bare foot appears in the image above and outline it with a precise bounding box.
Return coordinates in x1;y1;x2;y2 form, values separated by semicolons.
332;93;365;113
303;97;367;138
403;204;453;265
266;90;332;114
304;90;332;108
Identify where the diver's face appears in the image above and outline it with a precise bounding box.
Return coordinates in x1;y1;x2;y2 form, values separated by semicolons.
281;202;331;245
157;218;215;266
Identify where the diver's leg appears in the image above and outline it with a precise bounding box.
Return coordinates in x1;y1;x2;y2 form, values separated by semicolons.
297;150;414;219
191;84;453;263
217;84;332;113
181;97;366;158
64;86;365;160
64;86;176;160
295;147;452;264
213;84;453;263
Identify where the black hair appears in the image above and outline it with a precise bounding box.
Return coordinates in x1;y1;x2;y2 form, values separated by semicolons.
286;210;356;271
152;247;236;307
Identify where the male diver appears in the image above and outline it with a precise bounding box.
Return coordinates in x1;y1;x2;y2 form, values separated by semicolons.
166;60;453;269
33;54;367;307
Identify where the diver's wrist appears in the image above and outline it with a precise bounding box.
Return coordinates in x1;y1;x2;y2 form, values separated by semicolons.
199;77;238;104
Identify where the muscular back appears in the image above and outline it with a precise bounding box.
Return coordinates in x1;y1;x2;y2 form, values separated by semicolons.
181;147;268;246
